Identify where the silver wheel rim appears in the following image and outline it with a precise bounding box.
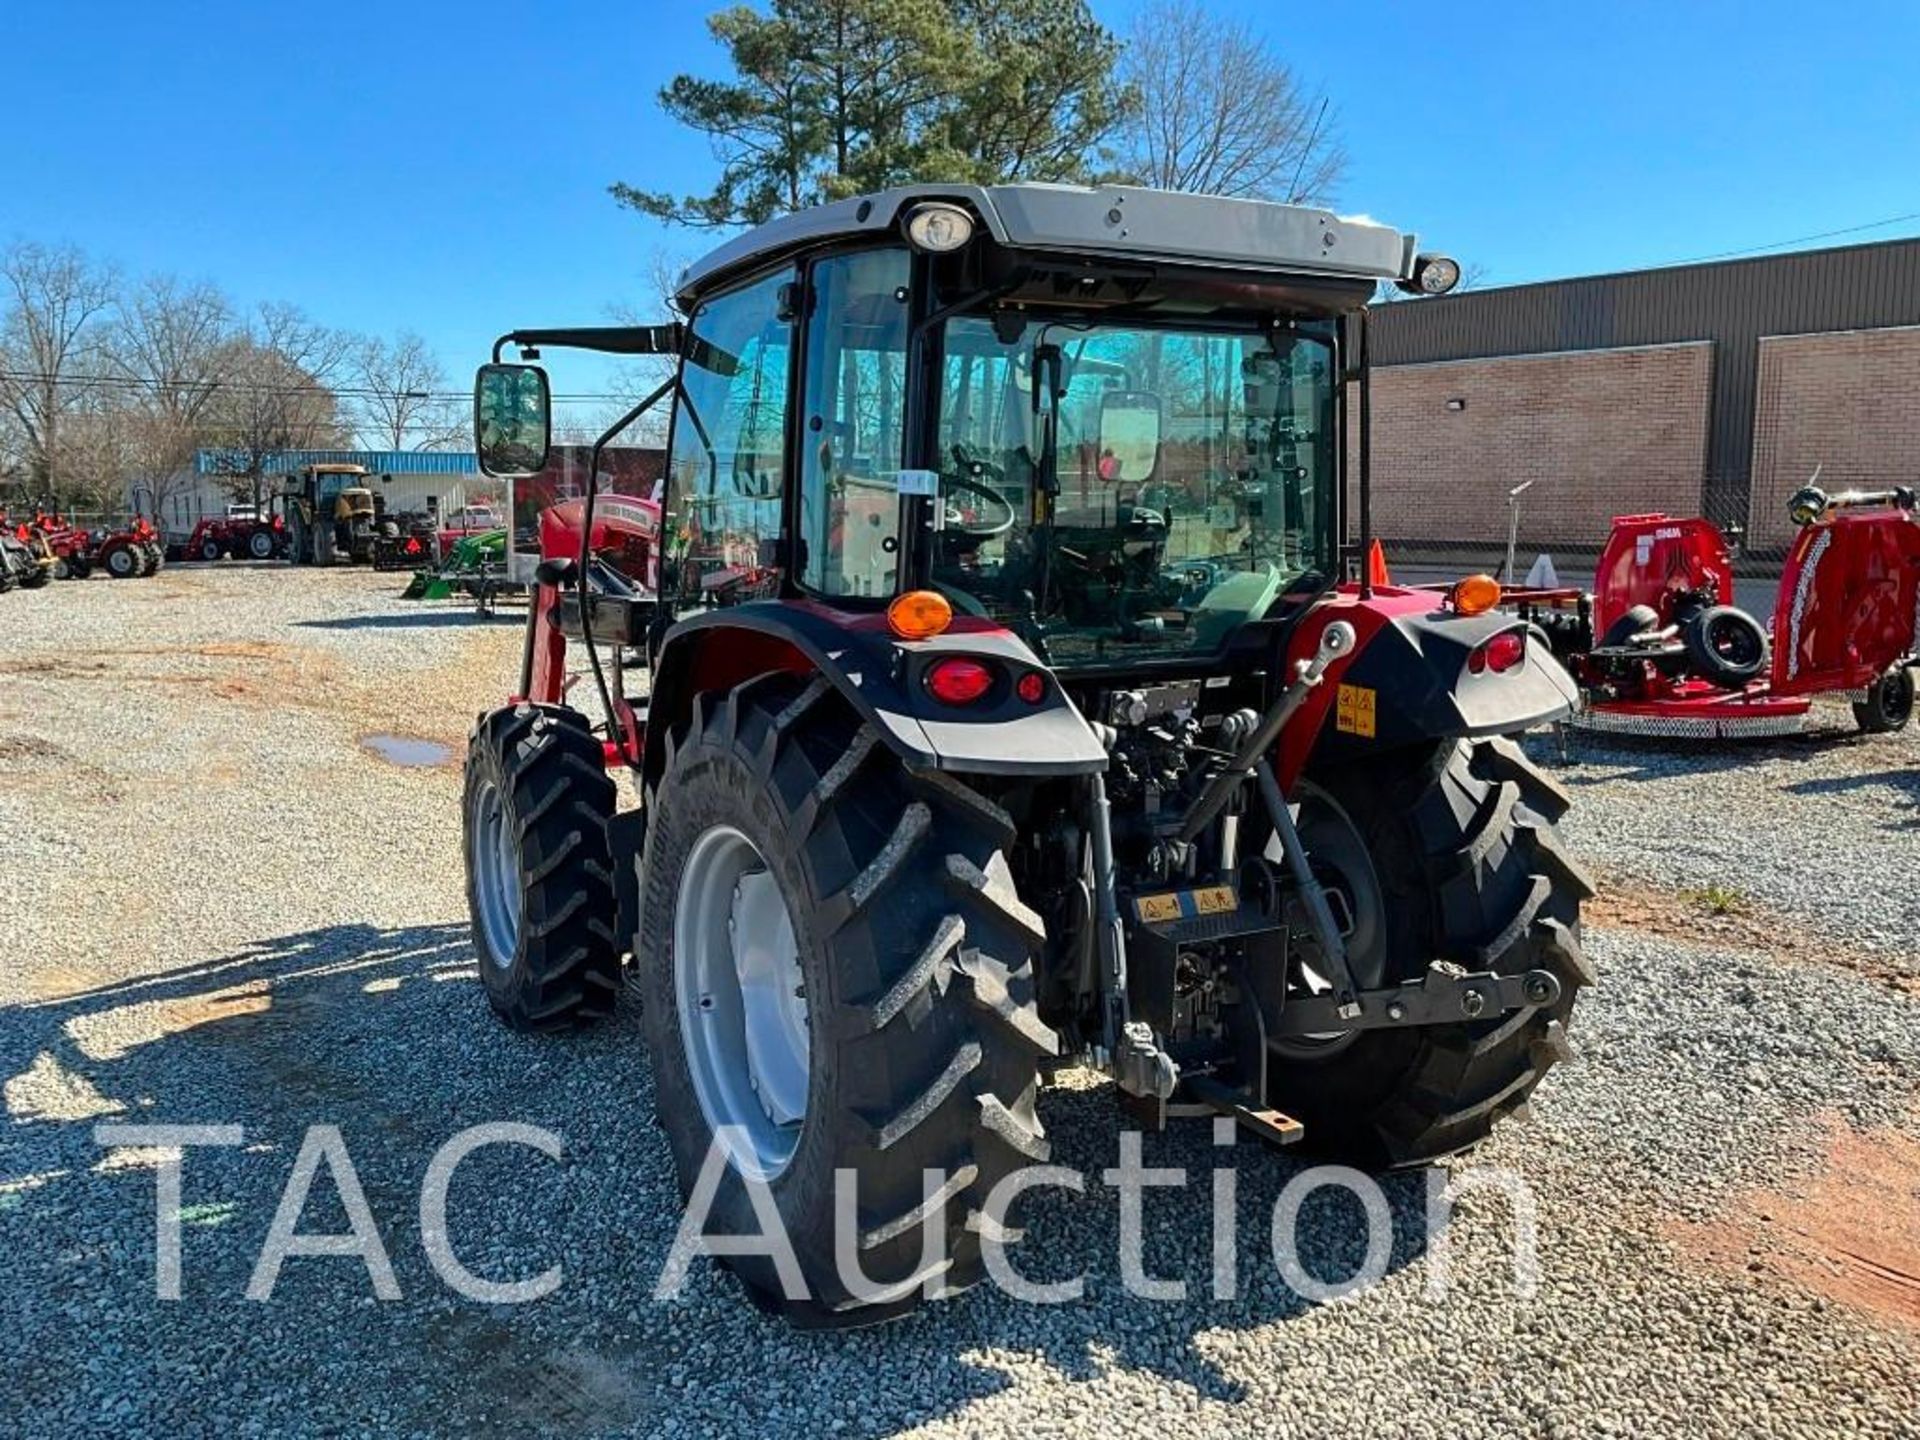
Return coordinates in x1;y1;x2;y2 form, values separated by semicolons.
108;549;133;575
470;777;521;969
675;824;809;1180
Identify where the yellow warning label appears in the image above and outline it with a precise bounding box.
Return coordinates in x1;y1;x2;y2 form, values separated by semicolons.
1335;683;1377;738
1135;892;1182;923
1133;885;1239;924
1191;885;1237;915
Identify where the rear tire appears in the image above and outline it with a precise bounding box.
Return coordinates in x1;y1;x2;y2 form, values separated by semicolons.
636;674;1055;1326
462;703;621;1031
1683;605;1768;687
1267;736;1594;1167
1854;665;1915;734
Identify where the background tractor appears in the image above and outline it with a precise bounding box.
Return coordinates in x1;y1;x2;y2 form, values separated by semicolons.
460;185;1592;1326
283;463;382;565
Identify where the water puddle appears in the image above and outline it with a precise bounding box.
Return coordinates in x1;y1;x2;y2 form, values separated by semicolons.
360;733;456;767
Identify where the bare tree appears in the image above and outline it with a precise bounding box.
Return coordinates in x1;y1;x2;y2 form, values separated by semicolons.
0;241;119;502
204;307;353;511
347;331;465;451
1118;0;1344;203
106;273;238;521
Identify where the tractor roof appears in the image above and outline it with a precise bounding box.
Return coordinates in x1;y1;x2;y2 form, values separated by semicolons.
677;183;1420;307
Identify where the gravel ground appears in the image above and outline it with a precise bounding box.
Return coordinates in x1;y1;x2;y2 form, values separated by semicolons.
2;567;1917;1439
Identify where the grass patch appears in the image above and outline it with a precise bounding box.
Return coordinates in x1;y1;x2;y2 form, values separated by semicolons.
1681;882;1747;917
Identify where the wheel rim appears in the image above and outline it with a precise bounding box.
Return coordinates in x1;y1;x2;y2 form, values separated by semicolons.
108;549;132;575
674;824;808;1180
1707;616;1761;666
1269;784;1390;1060
469;777;521;969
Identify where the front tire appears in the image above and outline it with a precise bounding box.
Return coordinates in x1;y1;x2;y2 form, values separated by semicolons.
462;703;621;1030
1267;736;1594;1167
102;544;138;579
1854;665;1915;734
636;674;1055;1326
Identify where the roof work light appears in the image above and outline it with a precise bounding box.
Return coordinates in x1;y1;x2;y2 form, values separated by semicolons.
905;203;975;254
1399;253;1462;295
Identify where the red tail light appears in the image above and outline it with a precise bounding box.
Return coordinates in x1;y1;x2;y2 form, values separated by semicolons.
924;657;995;706
1469;630;1527;675
1016;671;1047;704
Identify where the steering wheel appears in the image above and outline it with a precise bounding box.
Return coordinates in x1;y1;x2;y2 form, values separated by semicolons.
942;466;1017;538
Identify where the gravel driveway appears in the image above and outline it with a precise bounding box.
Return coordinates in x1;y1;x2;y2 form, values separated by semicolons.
2;568;1917;1438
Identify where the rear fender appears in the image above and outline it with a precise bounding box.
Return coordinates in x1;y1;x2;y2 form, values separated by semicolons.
1277;586;1577;787
643;601;1108;789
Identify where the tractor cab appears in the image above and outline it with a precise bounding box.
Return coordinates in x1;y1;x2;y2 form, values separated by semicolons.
464;185;1591;1328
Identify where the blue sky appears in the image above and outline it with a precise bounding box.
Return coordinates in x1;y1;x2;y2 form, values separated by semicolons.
6;0;1918;410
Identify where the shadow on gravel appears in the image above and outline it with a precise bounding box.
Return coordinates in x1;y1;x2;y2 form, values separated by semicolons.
292;610;523;631
0;920;1450;1435
1538;727;1883;785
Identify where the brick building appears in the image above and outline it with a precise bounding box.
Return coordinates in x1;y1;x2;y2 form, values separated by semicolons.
1366;236;1920;558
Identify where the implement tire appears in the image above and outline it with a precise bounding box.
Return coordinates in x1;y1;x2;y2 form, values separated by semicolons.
636;673;1055;1327
1269;735;1594;1167
1853;665;1915;735
463;702;621;1031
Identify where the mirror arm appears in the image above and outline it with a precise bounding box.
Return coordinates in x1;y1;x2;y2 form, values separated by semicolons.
491;323;684;363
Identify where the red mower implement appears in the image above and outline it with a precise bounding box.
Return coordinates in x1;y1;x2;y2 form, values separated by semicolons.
1509;485;1920;738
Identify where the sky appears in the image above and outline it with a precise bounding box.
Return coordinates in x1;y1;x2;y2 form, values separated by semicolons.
6;0;1919;416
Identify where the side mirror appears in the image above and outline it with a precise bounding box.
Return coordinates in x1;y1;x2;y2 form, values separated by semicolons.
1098;390;1163;484
474;363;551;477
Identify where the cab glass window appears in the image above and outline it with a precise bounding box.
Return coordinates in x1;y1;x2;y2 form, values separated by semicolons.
667;267;794;604
797;248;911;598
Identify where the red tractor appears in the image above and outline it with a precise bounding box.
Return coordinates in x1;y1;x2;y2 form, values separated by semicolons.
184;508;285;562
14;509;97;579
94;516;164;579
1510;488;1920;737
460;185;1591;1325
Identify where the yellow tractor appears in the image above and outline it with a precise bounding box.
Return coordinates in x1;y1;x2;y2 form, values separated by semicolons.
283;463;383;565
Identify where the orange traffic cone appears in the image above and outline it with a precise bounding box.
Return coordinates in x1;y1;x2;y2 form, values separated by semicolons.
1366;538;1392;588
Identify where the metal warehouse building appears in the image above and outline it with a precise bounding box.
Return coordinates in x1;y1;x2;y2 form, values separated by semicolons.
1367;236;1920;557
163;449;497;538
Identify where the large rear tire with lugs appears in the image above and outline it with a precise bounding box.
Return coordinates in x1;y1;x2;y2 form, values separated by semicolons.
1267;735;1594;1167
636;673;1056;1327
463;703;621;1031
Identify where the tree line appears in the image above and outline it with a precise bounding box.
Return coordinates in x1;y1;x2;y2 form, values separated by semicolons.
617;0;1346;231
0;241;469;520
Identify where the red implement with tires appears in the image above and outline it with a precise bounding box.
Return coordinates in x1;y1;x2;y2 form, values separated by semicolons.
1511;487;1920;738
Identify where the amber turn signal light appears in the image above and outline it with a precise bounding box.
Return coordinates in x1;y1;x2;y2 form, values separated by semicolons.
887;589;953;640
1450;573;1502;616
